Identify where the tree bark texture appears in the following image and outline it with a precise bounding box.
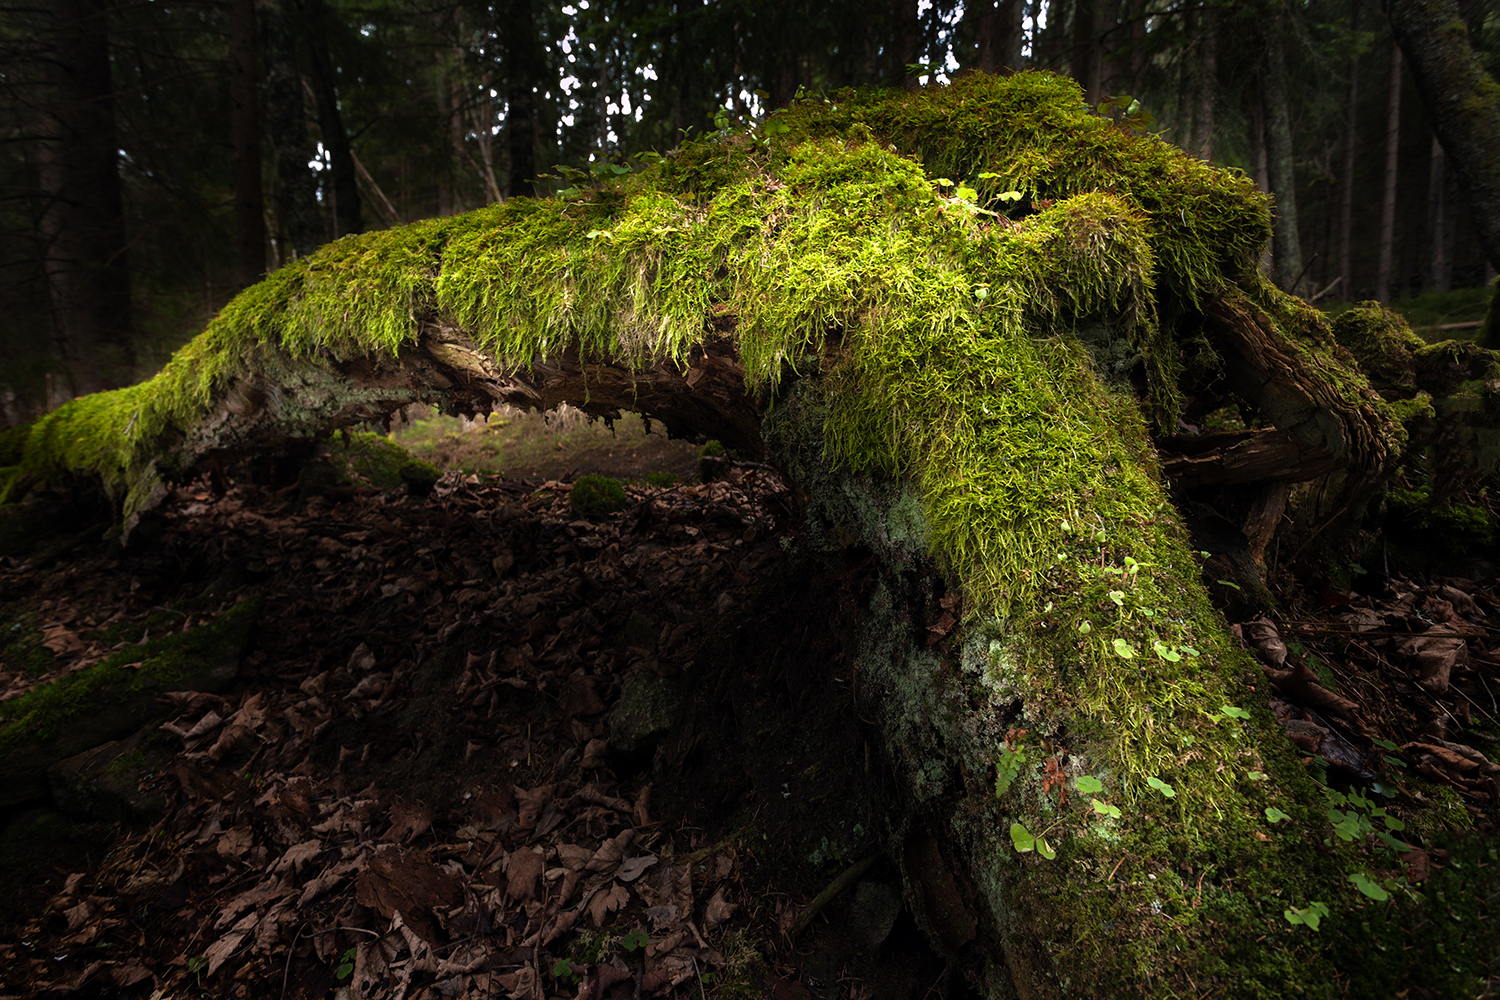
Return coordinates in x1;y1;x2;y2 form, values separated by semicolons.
257;0;322;258
36;0;135;397
1338;1;1359;302
1193;6;1216;161
1377;41;1402;303
229;0;266;289
1388;0;1500;275
891;0;920;90
299;0;361;239
506;0;539;197
1262;18;1304;292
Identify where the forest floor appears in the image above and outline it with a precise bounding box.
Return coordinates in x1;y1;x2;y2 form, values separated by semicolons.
1;417;1498;1000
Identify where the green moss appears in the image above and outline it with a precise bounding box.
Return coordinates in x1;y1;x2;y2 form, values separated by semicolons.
1330;301;1424;397
0;606;54;676
0;596;263;752
568;474;628;516
1386;485;1495;549
0;73;1410;996
328;430;442;495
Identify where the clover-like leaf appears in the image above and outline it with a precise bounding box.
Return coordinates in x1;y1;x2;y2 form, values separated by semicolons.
1036;836;1057;860
1112;638;1135;659
1348;873;1390;901
1009;822;1036;854
1075;775;1104;794
1220;705;1251;720
1108;590;1125;607
1265;806;1292;824
1146;776;1176;798
1091;798;1122;819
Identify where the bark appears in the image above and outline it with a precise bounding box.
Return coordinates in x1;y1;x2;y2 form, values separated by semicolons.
1193;5;1216;160
1429;134;1449;292
229;0;266;289
36;0;135;397
973;0;999;74
1377;41;1402;303
999;0;1024;72
257;0;321;258
1071;0;1101;104
1388;0;1500;275
1263;17;1304;292
506;0;538;197
299;0;361;238
891;0;919;90
1338;1;1359;302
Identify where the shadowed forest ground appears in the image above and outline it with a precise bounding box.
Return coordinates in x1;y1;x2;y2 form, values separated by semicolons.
0;411;1497;999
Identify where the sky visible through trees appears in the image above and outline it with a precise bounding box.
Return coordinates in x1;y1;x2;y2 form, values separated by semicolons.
2;0;1500;421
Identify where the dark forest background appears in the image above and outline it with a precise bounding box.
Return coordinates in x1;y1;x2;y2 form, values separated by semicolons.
3;0;1498;424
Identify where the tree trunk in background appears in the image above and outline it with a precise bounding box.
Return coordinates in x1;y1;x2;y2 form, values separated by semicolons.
1263;19;1304;292
1248;90;1269;196
891;0;919;90
1388;0;1500;278
1376;41;1401;303
1338;1;1359;302
506;0;538;198
300;0;361;239
999;0;1023;72
476;70;501;205
1429;135;1449;293
36;0;135;397
973;0;998;73
229;0;265;288
434;50;453;215
1071;0;1100;103
258;0;321;258
1194;6;1216;160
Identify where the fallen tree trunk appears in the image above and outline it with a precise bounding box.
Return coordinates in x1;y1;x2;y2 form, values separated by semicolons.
2;73;1494;997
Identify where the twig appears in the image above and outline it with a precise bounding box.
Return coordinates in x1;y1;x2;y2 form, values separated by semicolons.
280;922;309;1000
791;852;880;937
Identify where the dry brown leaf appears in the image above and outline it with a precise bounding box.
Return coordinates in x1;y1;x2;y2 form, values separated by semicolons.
588;883;630;927
704;886;737;929
384;803;435;843
506;848;545;902
215;827;253;858
272;839;323;876
204;910;258;976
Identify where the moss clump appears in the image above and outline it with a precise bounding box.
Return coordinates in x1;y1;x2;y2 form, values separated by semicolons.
1330;301;1424;397
1386;484;1495;549
568;474;628;516
0;596;263;755
328;430;442;496
0;607;54;676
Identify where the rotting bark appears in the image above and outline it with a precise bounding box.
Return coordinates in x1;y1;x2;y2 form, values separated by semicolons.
2;73;1493;998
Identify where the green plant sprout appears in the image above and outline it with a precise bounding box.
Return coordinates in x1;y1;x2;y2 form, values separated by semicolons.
1347;872;1391;901
1265;806;1292;823
621;927;649;952
1283;900;1330;931
995;744;1029;795
1146;776;1176;798
1010;820;1057;859
335;947;356;981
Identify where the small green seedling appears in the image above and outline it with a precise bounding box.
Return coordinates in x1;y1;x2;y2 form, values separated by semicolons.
1146;776;1176;798
995;745;1028;796
553;958;583;985
335;947;356;981
621;928;649;952
1284;900;1329;931
1009;821;1056;859
1112;638;1135;659
1265;806;1292;824
1348;872;1390;901
1074;775;1104;794
1092;798;1122;819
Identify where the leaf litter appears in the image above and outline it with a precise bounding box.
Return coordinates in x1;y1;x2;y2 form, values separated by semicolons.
3;454;1500;997
0;465;792;999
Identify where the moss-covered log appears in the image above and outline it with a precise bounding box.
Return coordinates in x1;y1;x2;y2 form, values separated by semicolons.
1;74;1491;997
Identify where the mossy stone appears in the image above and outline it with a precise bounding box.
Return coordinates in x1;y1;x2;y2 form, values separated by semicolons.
606;672;678;756
0;595;264;807
1330;301;1424;397
47;729;169;823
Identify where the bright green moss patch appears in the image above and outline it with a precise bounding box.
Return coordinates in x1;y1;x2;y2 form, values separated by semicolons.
1331;301;1425;397
568;474;628;516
